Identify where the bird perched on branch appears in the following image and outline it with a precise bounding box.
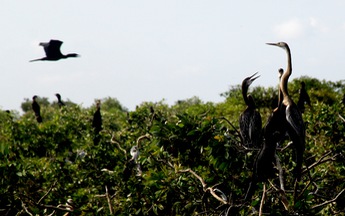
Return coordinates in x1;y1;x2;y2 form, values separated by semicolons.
245;69;285;201
297;81;311;113
267;42;305;181
239;72;262;148
30;39;79;62
55;93;65;108
92;100;102;145
32;95;42;123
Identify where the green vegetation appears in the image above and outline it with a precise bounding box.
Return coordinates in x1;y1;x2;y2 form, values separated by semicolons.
1;77;345;215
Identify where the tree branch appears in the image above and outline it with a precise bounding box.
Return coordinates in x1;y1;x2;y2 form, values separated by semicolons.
311;189;345;209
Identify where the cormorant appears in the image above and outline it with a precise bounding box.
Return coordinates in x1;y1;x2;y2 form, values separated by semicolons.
239;72;262;148
32;95;42;123
297;81;311;113
55;93;65;108
92;100;102;144
30;39;79;62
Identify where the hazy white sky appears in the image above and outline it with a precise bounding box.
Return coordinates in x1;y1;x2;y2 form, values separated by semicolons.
1;1;345;111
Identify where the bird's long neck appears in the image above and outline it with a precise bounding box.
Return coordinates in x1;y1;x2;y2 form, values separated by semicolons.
280;45;292;104
242;84;250;106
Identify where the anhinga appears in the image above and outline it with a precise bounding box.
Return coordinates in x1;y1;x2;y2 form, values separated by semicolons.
32;95;42;123
245;69;285;200
92;100;102;133
297;81;311;113
30;40;79;62
239;72;262;148
267;42;306;181
55;93;65;108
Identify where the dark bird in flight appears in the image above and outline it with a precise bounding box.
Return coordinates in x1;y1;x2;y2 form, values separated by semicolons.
30;40;80;62
297;81;311;113
239;72;262;148
55;93;65;108
267;42;305;181
32;95;42;123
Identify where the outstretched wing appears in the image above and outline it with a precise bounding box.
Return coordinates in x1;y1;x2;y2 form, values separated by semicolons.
40;40;63;58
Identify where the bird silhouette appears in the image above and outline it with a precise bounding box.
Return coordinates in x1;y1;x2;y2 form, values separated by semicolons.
245;69;285;201
239;72;262;148
267;42;305;181
30;40;79;62
55;93;65;108
297;81;311;113
92;100;102;145
32;95;42;123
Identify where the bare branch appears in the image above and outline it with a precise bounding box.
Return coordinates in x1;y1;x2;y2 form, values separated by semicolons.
311;189;345;209
302;151;337;175
105;186;114;215
259;183;266;216
136;134;151;148
110;132;127;156
19;198;33;216
38;181;57;204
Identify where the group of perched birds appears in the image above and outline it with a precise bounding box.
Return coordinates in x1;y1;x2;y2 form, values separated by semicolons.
29;39;310;199
239;42;310;200
31;93;102;144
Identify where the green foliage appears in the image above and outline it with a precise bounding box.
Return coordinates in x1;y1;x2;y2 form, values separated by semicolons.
1;80;345;215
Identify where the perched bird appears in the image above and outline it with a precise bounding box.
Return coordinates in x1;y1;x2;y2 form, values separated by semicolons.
297;81;311;113
245;69;285;201
239;72;262;148
92;100;102;134
30;39;79;62
55;93;65;108
267;42;305;181
32;95;42;123
92;100;102;145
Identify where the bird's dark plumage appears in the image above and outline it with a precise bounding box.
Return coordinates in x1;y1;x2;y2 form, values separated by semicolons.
55;93;65;108
92;100;102;133
239;72;262;148
92;100;102;145
32;95;42;123
267;42;305;181
30;40;79;62
297;81;311;113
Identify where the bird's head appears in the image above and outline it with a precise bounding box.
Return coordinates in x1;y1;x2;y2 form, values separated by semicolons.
55;93;61;99
243;72;260;89
33;95;38;100
266;42;289;51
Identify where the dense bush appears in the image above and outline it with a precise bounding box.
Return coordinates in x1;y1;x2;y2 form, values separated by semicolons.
0;77;344;215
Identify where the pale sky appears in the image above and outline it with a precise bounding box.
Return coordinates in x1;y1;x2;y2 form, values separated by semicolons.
1;1;345;111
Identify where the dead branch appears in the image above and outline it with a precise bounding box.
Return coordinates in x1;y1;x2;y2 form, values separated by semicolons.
105;186;114;215
38;181;57;204
110;132;127;156
338;114;345;123
259;183;266;216
177;169;228;205
311;188;345;209
302;151;337;175
136;134;151;148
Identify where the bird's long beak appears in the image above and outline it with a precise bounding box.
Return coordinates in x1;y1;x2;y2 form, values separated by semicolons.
249;72;260;82
266;42;278;46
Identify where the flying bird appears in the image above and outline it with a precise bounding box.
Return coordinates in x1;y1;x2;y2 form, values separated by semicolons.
30;39;79;62
32;95;42;123
55;93;65;108
267;42;306;181
239;72;262;148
